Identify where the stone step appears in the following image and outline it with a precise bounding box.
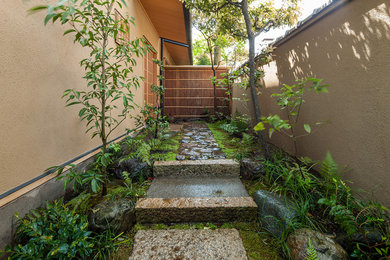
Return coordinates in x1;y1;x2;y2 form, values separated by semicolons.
135;176;257;223
153;159;240;177
129;229;247;260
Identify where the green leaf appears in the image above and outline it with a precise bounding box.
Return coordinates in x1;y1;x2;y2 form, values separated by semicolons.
304;124;311;133
63;29;76;36
254;122;265;131
29;5;48;13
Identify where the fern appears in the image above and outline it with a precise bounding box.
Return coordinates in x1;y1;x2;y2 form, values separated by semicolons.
306;238;319;260
124;139;152;165
320;152;339;180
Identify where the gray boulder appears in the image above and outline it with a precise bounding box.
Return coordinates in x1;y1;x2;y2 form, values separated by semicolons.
287;228;348;260
89;199;136;234
113;158;151;180
240;158;265;180
253;190;297;238
336;229;382;253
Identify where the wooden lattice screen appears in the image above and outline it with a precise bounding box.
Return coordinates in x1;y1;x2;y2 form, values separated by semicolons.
144;45;157;106
164;66;230;119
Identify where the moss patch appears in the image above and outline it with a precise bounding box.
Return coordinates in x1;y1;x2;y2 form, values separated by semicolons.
151;131;182;161
206;121;261;161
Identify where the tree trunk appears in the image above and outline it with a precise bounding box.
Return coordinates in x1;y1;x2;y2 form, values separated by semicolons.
101;35;108;196
241;0;270;159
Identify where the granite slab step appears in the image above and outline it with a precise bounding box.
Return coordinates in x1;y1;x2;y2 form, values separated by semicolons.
135;176;257;223
153;159;240;177
136;196;257;223
129;229;247;260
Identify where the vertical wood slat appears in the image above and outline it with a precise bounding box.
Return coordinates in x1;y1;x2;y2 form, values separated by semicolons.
164;66;231;118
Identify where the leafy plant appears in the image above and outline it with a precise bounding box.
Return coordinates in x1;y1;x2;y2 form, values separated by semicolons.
220;114;250;136
306;238;319;260
4;199;93;259
255;78;329;156
31;0;148;196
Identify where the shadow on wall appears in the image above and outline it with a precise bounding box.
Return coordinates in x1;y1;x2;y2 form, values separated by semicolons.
259;0;390;205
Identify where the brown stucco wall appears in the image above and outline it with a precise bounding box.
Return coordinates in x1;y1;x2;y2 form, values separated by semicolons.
0;0;172;198
234;0;390;206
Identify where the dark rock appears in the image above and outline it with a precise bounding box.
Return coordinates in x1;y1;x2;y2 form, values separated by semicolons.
336;230;383;253
240;158;265;180
89;199;136;234
253;190;297;238
287;228;348;260
112;158;151;180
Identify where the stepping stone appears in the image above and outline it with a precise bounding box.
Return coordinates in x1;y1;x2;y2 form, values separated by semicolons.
153;159;240;177
129;229;247;260
135;176;257;223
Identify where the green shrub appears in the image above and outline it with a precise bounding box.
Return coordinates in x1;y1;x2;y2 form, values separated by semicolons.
220;115;249;136
6;200;93;259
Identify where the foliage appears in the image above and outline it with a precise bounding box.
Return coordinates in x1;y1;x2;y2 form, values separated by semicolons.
220;114;250;136
254;150;390;259
91;230;130;260
196;54;212;65
255;78;329;155
31;0;148;196
4;200;93;259
52;141;122;194
306;238;319;260
207;121;259;161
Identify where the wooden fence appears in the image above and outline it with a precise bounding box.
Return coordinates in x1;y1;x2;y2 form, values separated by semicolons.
163;66;230;118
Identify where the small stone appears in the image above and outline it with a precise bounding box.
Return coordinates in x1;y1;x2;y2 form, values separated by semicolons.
240;158;266;180
287;228;348;260
180;139;190;143
176;155;186;160
89;199;135;234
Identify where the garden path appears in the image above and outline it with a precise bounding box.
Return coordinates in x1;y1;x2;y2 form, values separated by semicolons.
130;122;257;259
177;122;225;160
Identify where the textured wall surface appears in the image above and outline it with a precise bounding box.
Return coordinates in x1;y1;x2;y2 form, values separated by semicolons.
233;0;390;206
0;0;171;196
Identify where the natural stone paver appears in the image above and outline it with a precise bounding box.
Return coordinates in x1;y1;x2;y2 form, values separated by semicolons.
177;122;225;160
146;176;249;198
135;196;257;223
129;229;247;260
153;159;239;177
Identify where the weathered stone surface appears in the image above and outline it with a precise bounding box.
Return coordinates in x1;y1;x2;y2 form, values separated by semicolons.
129;229;247;260
135;196;257;223
287;228;348;260
253;190;297;238
153;159;240;177
240;158;265;180
336;229;382;254
112;158;151;180
89;199;135;234
146;176;250;198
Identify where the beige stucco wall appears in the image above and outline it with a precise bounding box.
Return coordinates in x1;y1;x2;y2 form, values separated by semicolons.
0;0;173;197
234;0;390;206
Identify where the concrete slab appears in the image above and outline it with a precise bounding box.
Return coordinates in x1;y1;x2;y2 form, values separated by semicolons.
153;159;240;177
146;176;249;198
129;229;247;260
135;196;257;223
